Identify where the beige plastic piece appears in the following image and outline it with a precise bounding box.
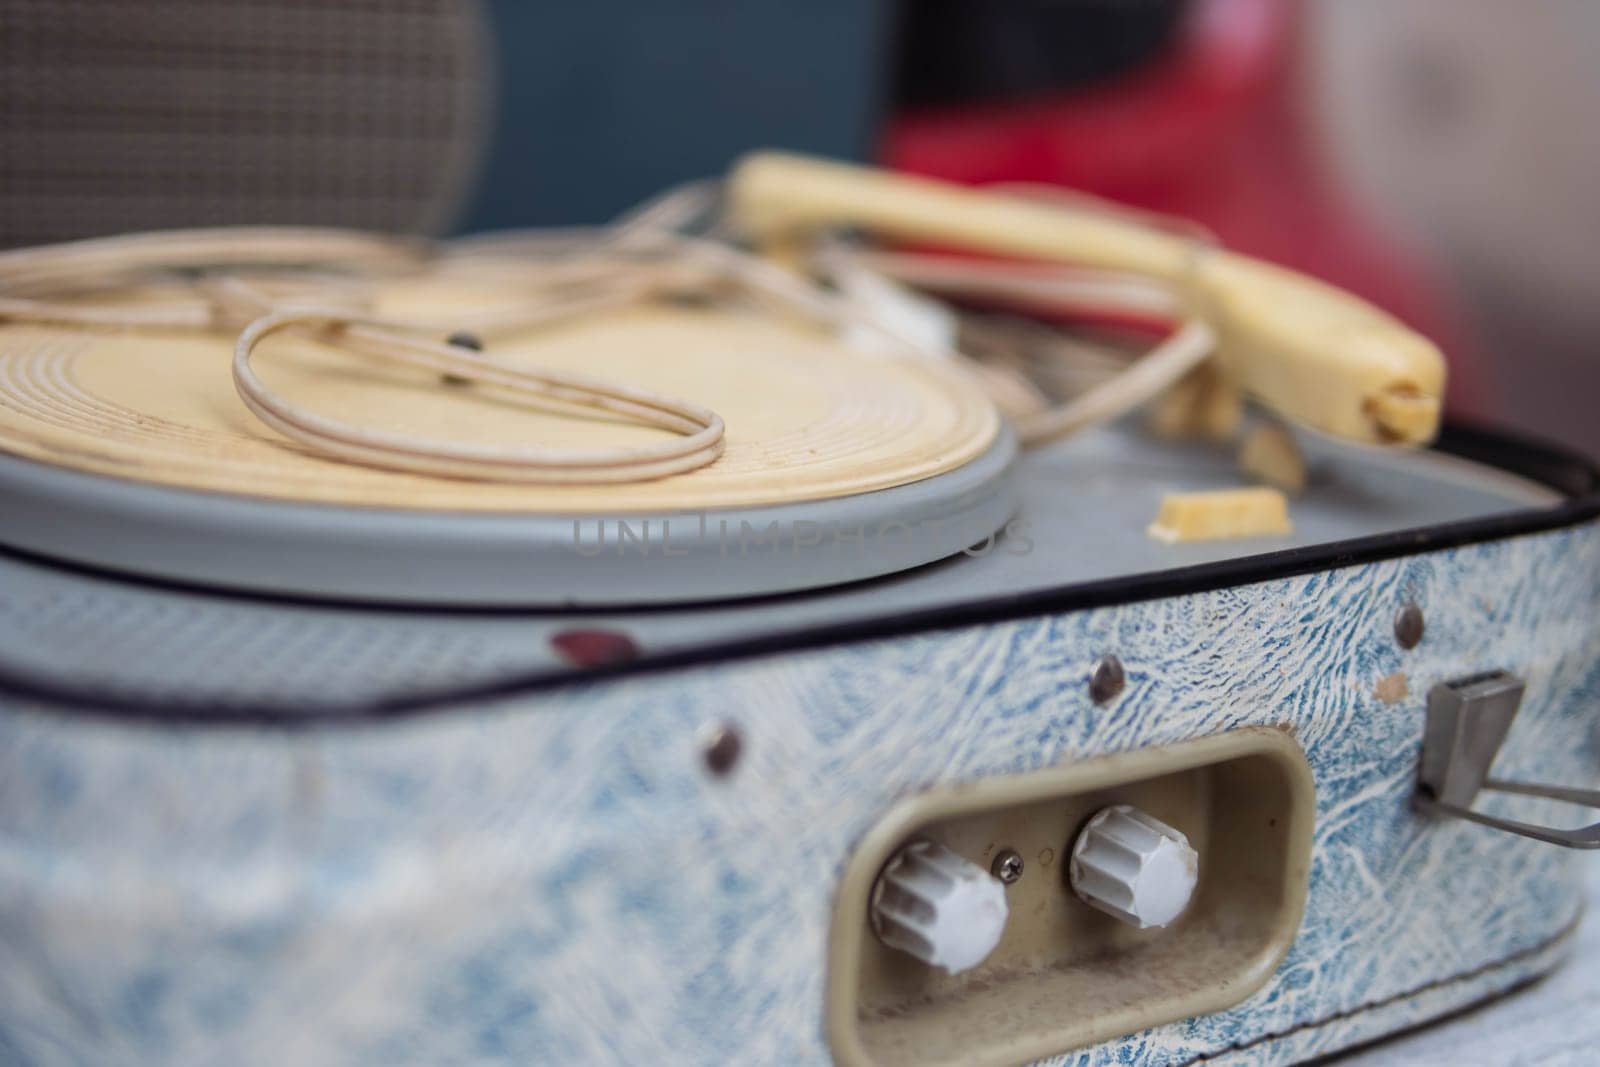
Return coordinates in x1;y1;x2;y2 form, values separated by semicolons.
1147;487;1292;544
0;292;998;512
729;152;1446;447
1147;363;1243;443
827;728;1316;1067
1239;422;1308;492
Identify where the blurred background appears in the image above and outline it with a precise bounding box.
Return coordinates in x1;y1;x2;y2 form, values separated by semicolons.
3;0;1597;454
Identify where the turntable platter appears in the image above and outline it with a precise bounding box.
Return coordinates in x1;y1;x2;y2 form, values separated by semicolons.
0;295;1015;606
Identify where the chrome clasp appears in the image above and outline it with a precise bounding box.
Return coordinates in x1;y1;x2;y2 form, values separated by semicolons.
1413;671;1600;849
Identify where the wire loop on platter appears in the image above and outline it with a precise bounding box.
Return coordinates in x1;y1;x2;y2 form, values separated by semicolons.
234;308;725;483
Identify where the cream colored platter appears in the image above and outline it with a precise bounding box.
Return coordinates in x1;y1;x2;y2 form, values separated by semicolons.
0;284;1015;606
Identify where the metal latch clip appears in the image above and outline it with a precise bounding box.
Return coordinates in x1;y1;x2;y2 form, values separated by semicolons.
1413;671;1600;849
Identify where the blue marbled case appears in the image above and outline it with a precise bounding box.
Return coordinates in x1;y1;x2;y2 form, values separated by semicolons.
1;523;1597;1065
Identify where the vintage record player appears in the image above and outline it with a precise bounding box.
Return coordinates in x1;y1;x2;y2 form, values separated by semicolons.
0;156;1596;1066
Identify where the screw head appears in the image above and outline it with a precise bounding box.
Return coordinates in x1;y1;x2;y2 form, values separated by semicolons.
1090;655;1125;704
991;849;1024;885
701;723;742;777
1395;603;1425;650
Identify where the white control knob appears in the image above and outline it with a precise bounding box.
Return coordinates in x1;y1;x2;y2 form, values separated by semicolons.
1069;805;1198;929
870;840;1009;973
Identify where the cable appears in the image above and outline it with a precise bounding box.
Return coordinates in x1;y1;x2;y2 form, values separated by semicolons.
0;176;1232;484
233;306;725;484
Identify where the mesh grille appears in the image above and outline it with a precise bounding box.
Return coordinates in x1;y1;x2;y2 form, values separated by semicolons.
0;0;489;247
0;554;572;714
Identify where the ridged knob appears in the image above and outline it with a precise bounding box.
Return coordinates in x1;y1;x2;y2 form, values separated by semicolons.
1069;805;1199;928
869;840;1009;973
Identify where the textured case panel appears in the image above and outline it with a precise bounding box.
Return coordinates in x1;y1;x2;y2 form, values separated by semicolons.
1;526;1597;1065
0;0;487;247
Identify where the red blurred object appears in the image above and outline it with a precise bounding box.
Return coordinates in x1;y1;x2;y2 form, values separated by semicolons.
549;628;640;668
882;0;1484;414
